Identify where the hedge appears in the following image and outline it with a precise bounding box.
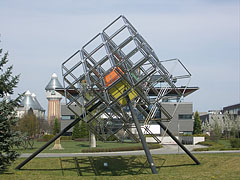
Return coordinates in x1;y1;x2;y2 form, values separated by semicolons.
230;138;240;148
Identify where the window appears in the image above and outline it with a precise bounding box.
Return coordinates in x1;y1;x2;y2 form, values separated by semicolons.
181;131;192;135
51;90;56;95
179;114;192;120
62;115;75;120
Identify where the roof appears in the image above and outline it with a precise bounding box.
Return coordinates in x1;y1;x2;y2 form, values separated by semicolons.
31;93;44;111
20;91;39;110
223;103;240;112
45;73;63;90
55;87;199;98
20;90;45;111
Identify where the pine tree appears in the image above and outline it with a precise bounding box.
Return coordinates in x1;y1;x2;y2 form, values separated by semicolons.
0;47;22;172
72;122;81;139
52;118;60;135
193;111;202;134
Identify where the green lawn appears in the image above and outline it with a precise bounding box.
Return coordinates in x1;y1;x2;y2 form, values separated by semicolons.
14;140;156;153
1;153;240;179
194;139;240;151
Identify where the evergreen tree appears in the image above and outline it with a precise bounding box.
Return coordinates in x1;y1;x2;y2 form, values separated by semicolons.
72;122;81;139
52;118;60;135
79;120;89;138
0;47;22;172
193;111;202;134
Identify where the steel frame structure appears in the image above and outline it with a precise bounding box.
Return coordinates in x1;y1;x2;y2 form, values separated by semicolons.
16;15;200;172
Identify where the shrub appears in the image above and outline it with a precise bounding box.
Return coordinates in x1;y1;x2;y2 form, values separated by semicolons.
230;138;240;148
60;136;72;141
106;135;118;141
41;134;54;141
38;135;72;142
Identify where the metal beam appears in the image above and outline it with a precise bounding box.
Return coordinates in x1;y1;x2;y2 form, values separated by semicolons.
156;121;200;165
137;104;200;165
16;100;102;170
126;95;158;174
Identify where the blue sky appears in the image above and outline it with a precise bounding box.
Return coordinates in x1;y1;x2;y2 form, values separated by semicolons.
0;0;239;113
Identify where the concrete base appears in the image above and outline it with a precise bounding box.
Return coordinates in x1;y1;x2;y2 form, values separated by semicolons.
146;136;205;145
51;138;64;150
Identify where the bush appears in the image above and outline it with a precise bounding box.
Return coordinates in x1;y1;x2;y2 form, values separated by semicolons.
230;138;240;148
60;136;72;141
42;134;54;141
38;135;72;142
106;135;118;141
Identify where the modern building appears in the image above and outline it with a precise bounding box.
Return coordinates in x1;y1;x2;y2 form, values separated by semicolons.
159;102;194;136
16;90;45;119
45;73;63;125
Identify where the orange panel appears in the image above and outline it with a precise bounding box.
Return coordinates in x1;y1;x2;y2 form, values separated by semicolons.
104;67;124;87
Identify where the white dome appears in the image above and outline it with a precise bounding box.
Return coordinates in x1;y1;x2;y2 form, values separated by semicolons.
52;73;57;78
25;90;31;96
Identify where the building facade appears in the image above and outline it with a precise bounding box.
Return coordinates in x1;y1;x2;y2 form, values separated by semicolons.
160;102;194;136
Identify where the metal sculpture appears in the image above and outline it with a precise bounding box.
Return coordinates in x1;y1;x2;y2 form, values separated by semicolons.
16;15;200;172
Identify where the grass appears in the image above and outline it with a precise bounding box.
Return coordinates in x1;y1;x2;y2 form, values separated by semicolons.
194;139;240;151
1;153;240;179
14;140;161;153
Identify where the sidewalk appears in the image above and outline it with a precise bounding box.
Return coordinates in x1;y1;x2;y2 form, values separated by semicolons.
19;144;240;158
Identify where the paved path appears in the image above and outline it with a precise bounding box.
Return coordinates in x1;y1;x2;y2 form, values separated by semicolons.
19;145;240;158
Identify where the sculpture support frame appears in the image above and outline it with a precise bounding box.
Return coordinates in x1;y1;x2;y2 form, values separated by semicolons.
16;15;200;173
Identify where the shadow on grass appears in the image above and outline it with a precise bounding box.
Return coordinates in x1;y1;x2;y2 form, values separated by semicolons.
19;156;197;176
1;172;14;175
161;163;197;168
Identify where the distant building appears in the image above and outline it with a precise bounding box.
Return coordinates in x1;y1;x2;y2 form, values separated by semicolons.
45;73;63;125
223;103;240;115
16;90;45;119
200;103;240;134
200;110;224;134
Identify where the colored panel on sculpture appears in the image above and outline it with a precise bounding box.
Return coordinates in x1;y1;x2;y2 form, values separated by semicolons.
109;80;138;105
104;67;124;87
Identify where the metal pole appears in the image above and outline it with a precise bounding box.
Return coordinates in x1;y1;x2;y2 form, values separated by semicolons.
126;96;158;174
137;104;200;165
16;101;102;170
157;121;200;165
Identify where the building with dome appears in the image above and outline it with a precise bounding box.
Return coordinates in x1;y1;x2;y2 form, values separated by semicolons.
16;90;45;119
45;73;63;125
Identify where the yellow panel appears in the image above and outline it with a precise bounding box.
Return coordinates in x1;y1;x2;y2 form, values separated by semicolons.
109;80;138;106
